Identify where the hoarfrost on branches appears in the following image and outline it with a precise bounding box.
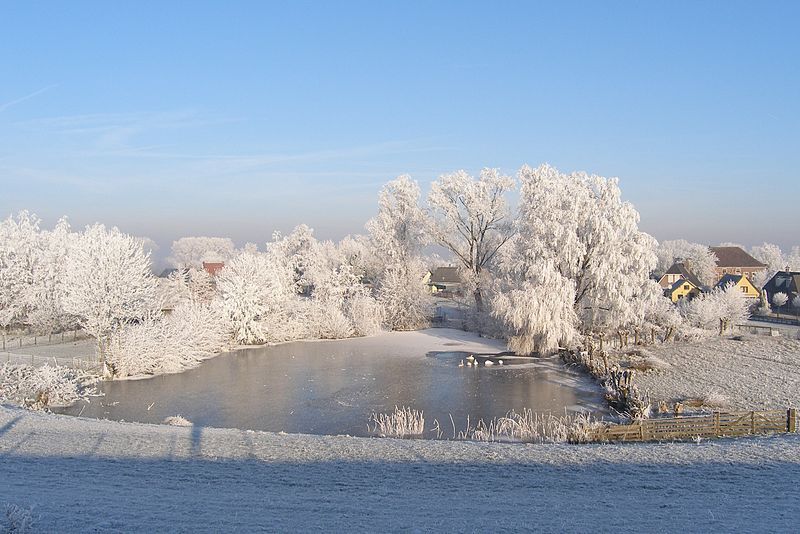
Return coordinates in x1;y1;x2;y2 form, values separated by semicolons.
216;248;297;344
107;300;229;377
367;175;431;330
61;224;159;372
771;292;788;310
0;211;41;341
427;168;515;311
679;283;749;334
0;363;97;409
493;164;657;354
168;236;236;269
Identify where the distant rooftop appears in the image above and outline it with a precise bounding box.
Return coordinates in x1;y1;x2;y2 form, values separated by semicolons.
664;262;704;288
709;246;766;268
430;266;461;284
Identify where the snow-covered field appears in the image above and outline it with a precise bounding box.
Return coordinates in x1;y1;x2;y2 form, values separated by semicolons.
1;338;96;367
622;335;800;410
1;405;799;532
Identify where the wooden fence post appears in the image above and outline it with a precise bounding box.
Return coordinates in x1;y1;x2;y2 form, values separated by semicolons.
789;409;797;433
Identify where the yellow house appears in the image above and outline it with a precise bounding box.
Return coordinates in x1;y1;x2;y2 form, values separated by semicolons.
666;277;701;303
716;274;759;299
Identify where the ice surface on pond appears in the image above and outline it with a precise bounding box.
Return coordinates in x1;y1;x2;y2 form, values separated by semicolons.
56;329;605;437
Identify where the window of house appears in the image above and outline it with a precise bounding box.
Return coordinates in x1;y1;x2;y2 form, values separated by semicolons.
684;285;689;290
741;286;748;293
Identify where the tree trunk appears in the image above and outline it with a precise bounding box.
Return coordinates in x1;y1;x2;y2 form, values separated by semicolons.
473;288;484;313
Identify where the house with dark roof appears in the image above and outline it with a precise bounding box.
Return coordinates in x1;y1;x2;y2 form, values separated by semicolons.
715;273;759;299
428;266;462;295
762;271;800;312
709;246;766;282
658;262;704;289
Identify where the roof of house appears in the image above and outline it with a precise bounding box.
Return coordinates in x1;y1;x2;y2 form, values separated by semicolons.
709;246;767;268
663;262;704;288
716;273;751;289
430;266;461;284
763;271;800;294
202;262;225;276
668;277;699;293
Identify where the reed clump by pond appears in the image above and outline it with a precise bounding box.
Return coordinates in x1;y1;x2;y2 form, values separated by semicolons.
370;406;600;444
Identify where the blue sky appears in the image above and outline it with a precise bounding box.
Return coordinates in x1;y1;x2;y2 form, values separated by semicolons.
1;1;798;261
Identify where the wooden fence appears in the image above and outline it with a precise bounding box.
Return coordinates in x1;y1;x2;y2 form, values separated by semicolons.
2;351;100;373
734;324;780;336
592;409;797;443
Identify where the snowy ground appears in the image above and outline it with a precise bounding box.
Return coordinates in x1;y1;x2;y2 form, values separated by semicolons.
617;335;800;411
1;405;799;532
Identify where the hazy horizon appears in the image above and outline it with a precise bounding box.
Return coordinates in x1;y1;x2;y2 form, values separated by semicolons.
2;2;798;260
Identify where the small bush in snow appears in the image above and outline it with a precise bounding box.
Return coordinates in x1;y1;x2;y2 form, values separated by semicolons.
347;294;384;337
106;301;229;377
3;503;38;534
163;415;192;427
0;363;98;409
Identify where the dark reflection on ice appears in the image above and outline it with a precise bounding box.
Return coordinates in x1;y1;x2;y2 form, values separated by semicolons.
56;334;604;437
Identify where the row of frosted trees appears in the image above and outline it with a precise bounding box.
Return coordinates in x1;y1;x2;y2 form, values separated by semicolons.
0;164;770;377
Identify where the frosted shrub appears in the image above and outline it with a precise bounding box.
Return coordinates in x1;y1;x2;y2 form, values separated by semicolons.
347;294;384;336
367;176;433;330
0;363;97;409
309;299;354;339
679;282;749;334
163;415;192;427
377;263;432;331
107;301;229;377
258;299;310;343
370;406;425;438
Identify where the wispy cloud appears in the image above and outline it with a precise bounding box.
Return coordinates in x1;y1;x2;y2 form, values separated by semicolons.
0;84;59;113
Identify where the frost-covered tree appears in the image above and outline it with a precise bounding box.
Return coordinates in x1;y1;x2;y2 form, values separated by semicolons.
27;217;77;336
427;168;515;311
62;224;159;373
750;243;789;288
493;164;657;354
772;292;789;317
655;239;718;286
0;211;42;343
750;243;785;273
493;259;577;354
168;236;236;269
216;248;297;344
788;246;800;271
679;283;749;334
367;175;431;330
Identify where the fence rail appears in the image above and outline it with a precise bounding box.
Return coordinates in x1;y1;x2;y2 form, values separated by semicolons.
734;324;780;336
1;351;100;372
592;409;797;442
749;315;800;326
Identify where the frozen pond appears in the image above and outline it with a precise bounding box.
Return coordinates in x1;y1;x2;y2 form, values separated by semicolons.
56;329;605;437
